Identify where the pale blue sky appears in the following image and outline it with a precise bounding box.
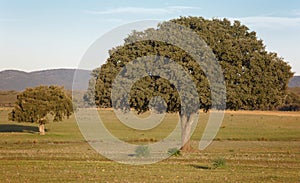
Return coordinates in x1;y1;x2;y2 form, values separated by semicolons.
1;0;300;75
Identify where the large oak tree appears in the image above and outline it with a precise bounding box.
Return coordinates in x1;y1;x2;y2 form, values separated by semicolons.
89;17;293;151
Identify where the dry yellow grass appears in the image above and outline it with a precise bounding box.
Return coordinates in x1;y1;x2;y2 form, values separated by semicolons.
226;110;300;117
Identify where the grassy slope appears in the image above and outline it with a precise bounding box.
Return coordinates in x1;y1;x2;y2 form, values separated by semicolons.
0;109;299;182
0;91;18;107
289;87;300;96
1;87;299;108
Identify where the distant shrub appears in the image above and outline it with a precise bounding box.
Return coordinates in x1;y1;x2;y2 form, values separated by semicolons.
280;92;300;111
212;157;226;169
135;145;150;157
278;104;300;111
167;148;181;157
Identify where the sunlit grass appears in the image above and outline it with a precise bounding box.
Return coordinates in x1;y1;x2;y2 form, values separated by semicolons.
0;109;300;182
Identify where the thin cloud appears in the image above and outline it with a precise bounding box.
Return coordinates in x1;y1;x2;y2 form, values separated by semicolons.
230;16;300;29
0;18;21;22
83;6;200;15
291;9;300;16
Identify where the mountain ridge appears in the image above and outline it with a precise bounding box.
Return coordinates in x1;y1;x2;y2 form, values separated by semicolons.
289;76;300;88
0;69;92;91
1;69;299;91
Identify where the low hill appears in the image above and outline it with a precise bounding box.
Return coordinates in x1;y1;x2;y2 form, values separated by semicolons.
1;69;298;90
289;76;300;87
0;69;91;91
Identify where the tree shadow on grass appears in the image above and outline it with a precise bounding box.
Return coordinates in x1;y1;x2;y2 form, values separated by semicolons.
0;124;39;133
189;164;212;170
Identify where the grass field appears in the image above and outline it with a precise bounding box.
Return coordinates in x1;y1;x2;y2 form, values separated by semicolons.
0;91;18;107
288;87;300;96
0;109;300;182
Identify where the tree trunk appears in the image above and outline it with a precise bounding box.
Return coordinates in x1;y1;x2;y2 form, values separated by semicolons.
39;124;45;135
180;112;196;152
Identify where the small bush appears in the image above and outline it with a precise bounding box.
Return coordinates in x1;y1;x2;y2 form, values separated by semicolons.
278;104;300;111
135;145;150;157
167;148;181;157
212;157;226;169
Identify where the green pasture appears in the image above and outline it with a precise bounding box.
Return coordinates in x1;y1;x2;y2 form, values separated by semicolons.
0;109;299;182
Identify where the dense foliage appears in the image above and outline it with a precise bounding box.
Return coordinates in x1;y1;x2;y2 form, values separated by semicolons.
87;17;293;150
90;16;293;111
9;85;73;127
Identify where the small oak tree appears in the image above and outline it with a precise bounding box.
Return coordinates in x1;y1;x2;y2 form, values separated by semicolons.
9;85;73;135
